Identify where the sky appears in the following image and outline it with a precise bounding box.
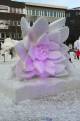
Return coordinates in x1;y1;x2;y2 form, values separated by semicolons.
16;0;80;8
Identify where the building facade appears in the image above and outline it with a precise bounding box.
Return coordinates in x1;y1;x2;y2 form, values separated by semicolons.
66;7;80;45
0;0;67;42
0;0;25;42
25;2;66;26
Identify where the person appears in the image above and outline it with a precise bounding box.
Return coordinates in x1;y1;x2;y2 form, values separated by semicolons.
76;49;80;60
69;57;72;63
0;42;1;50
68;49;72;63
9;48;14;59
0;42;2;54
74;48;77;59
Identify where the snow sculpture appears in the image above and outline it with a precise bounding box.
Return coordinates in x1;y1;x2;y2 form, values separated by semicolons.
74;36;80;50
13;17;70;80
1;38;19;54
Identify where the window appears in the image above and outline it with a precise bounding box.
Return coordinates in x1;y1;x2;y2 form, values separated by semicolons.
59;12;62;17
57;11;60;18
28;9;30;15
12;8;15;13
52;11;54;17
63;12;65;17
18;33;22;39
32;9;35;16
79;12;80;15
35;9;37;16
61;12;63;17
12;33;15;39
26;9;28;15
19;8;23;14
50;10;53;17
38;10;41;16
17;21;20;26
36;10;39;16
26;9;29;15
6;33;9;38
13;21;17;26
40;10;43;16
44;10;47;16
16;8;22;14
41;10;44;16
16;8;19;13
0;33;1;38
46;11;48;16
54;11;56;17
76;11;79;16
1;33;5;38
0;5;8;13
48;11;50;17
30;9;32;16
39;10;42;16
56;11;58;17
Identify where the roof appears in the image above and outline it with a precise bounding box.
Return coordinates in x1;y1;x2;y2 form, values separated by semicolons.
72;7;80;10
25;2;67;10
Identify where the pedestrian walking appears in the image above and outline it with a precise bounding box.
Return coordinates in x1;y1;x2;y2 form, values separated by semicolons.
76;49;80;60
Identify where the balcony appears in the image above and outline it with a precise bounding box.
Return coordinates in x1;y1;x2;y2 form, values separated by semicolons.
0;5;9;13
0;24;8;29
0;20;9;29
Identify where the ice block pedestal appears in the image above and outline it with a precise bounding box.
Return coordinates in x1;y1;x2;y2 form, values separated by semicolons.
0;74;80;103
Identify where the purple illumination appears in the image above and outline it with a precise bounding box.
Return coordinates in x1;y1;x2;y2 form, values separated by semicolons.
15;34;68;79
14;17;70;80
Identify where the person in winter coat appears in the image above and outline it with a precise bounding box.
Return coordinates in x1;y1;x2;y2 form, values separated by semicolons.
76;49;80;60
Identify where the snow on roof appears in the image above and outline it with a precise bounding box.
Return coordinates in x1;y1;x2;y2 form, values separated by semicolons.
25;2;67;10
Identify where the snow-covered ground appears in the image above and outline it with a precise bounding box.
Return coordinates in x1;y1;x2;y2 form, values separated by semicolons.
0;54;80;121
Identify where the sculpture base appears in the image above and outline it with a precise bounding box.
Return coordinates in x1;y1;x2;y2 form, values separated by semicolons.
0;75;80;103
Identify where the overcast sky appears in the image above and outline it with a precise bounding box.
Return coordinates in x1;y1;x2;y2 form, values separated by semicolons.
16;0;80;8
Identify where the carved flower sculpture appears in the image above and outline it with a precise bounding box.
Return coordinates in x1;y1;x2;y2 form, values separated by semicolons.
13;17;70;80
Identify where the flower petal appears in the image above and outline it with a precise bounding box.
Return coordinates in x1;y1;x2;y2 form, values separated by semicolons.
45;60;55;67
55;70;68;77
28;46;36;60
20;71;37;79
48;51;62;60
15;60;36;79
24;56;34;72
15;43;27;62
35;46;49;61
38;72;49;78
48;26;69;44
37;33;60;51
60;44;69;52
28;17;48;42
52;56;66;64
33;60;45;74
45;60;55;75
48;41;60;51
37;33;49;45
45;66;55;75
49;18;66;32
55;64;66;74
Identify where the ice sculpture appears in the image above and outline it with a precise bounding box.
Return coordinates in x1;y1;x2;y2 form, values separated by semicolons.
74;36;80;50
13;17;70;80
